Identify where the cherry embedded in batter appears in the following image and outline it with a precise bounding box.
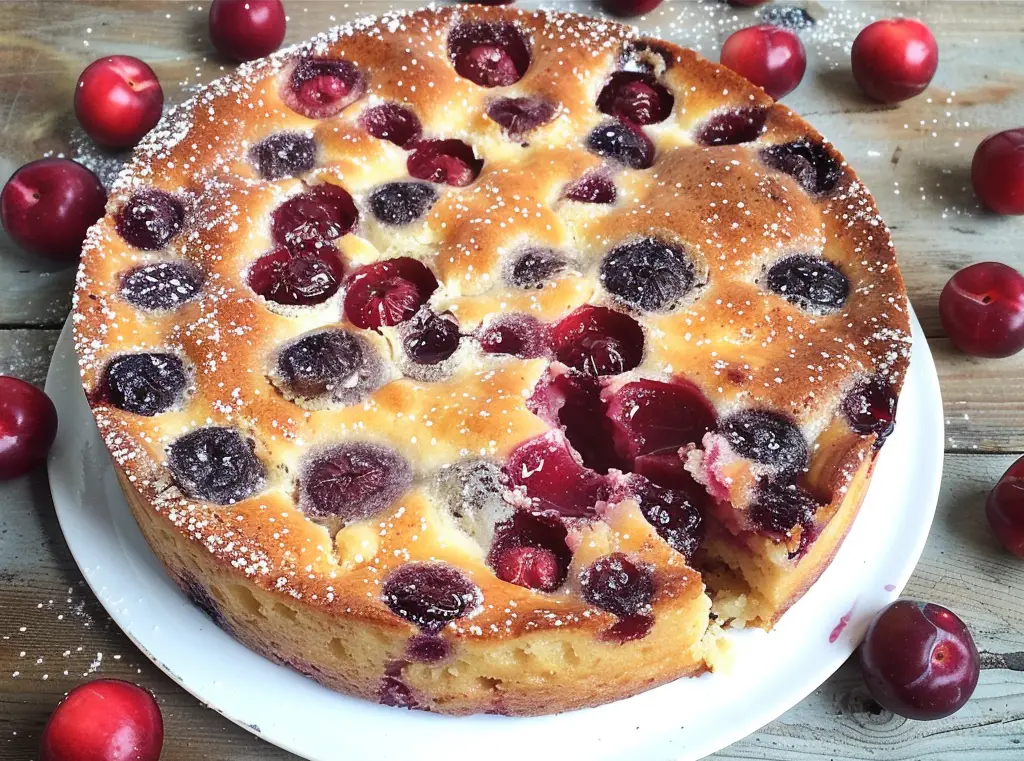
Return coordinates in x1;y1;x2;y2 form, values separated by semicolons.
359;103;422;148
74;55;164;149
344;257;439;330
747;480;820;545
842;377;898;443
276;329;381;402
478;314;550;359
271;183;358;247
103;353;188;416
851;19;938;104
494;546;561;592
694;107;767;146
586;121;656;170
504;433;609;518
407;634;451;664
407;139;483;187
120;261;204;311
531;371;621;474
760;140;842;196
551;305;645;377
765;254;849;314
250;132;317;180
448;22;531;88
579;553;655;618
600;237;696;312
116;189;185;251
300;442;413;524
489;513;571;593
939;261;1024;358
719;25;807;100
563;172;617;205
971;129;1024;216
382;562;479;633
166;427;266;504
209;0;286;62
722;409;809;474
486;96;556;140
368;182;438;226
0;376;58;481
624;473;705;561
247;245;345;306
506;247;570;289
597;71;674;125
283;57;365;119
403;311;461;365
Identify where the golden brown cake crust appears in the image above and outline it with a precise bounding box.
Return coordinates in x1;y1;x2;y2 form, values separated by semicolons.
73;5;910;715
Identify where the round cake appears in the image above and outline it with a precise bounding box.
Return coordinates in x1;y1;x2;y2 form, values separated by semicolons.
73;4;911;716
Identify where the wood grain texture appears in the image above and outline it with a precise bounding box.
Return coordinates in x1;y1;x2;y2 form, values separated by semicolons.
0;0;1023;759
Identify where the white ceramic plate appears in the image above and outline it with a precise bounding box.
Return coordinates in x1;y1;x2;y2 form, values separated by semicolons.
46;310;943;761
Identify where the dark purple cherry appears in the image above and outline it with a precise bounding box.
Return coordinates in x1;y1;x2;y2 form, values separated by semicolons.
602;614;655;643
299;442;412;523
597;71;674;126
564;172;617;204
486;96;556;141
250;132;317;180
448;22;531;88
368;182;438;226
761;140;842;195
479;314;549;358
271;184;358;246
344;257;438;330
276;329;382;403
103;353;188;416
167;427;266;504
586;121;655;170
359;103;422;148
506;247;569;289
605;379;717;464
765;254;849;314
748;480;820;541
626;474;705;561
407;139;483;187
600;237;696;312
379;668;417;709
402;311;460;365
722;409;809;474
551;305;644;376
579;553;655;618
116;189;185;251
407;634;450;663
247;245;344;306
120;261;203;310
843;377;898;443
695;107;768;146
382;562;479;633
283;57;365;119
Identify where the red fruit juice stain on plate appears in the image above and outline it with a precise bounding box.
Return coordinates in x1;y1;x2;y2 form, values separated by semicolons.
829;604;856;644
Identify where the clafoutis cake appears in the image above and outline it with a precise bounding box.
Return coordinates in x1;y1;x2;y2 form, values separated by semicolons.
73;4;910;716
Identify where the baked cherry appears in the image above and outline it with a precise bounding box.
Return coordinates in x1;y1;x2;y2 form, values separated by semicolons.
103;353;187;416
407;139;483;187
250;132;317;180
765;254;849;313
486;96;556;141
209;0;285;62
552;305;644;376
0;376;58;481
600;0;664;17
971;129;1024;215
283;57;365;119
842;377;898;443
0;159;106;263
986;455;1024;557
116;189;185;251
276;329;382;403
494;546;561;592
120;261;204;311
448;22;531;88
600;237;696;312
586;122;655;170
407;634;450;664
580;553;655;617
597;72;674;125
402;311;461;365
859;600;979;720
851;19;938;104
747;480;819;543
271;183;358;246
564;172;617;205
695;107;767;146
720;25;806;100
177;571;227;628
379;667;417;709
74;56;164;149
344;257;438;330
506;247;569;289
488;512;571;592
504;433;608;518
382;563;479;633
624;474;705;561
300;442;412;524
761;140;842;196
722;409;809;474
479;314;549;358
166;427;265;504
939;262;1024;358
248;245;345;306
360;104;422;148
606;379;717;466
39;679;163;761
531;371;621;474
368;182;438;226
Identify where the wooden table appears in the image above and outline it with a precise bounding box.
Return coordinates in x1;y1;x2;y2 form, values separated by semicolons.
1;1;1023;758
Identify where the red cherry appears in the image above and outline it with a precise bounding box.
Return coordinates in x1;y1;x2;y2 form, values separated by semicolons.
986;454;1024;557
1;159;106;263
40;679;163;761
720;25;807;100
0;376;57;480
343;257;438;330
494;546;561;592
600;0;664;16
858;600;979;720
851;19;938;104
74;56;163;149
209;0;286;62
971;129;1024;215
939;262;1024;358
